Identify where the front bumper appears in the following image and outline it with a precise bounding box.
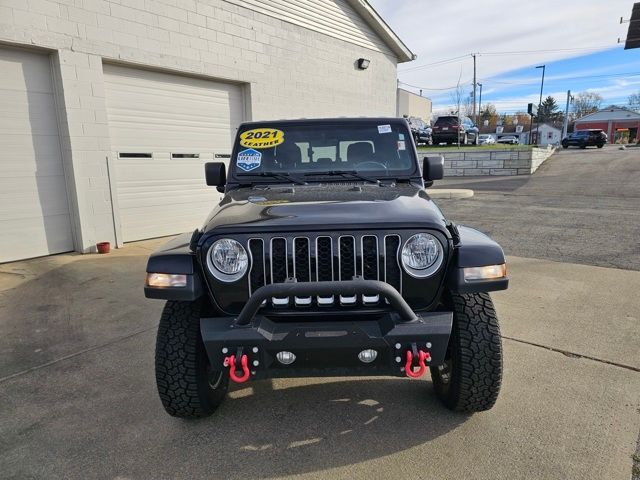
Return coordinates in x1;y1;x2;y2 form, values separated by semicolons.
201;279;453;380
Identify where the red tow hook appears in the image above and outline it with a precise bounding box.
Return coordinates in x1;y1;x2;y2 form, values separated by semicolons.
224;354;250;383
405;350;431;378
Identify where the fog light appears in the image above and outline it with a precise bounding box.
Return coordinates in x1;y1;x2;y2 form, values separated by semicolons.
463;264;507;281
146;273;187;288
358;349;377;363
276;351;296;365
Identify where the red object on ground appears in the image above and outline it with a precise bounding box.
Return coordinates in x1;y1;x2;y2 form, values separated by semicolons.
96;242;110;254
224;354;250;383
405;350;431;378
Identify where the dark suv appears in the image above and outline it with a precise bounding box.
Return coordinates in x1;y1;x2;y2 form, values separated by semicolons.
562;129;607;149
407;116;432;145
145;118;508;418
432;115;479;145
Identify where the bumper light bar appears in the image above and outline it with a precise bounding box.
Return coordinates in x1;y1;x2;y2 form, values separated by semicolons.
146;273;187;288
463;264;507;281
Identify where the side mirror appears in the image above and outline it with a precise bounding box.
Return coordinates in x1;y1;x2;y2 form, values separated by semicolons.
205;162;226;193
422;156;444;185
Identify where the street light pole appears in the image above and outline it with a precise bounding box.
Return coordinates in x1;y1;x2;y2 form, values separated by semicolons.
477;83;483;125
535;64;545;146
562;90;573;140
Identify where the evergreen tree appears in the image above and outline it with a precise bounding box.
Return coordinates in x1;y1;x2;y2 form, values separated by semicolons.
538;96;559;123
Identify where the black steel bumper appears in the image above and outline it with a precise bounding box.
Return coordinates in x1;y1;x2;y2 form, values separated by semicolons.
201;280;453;380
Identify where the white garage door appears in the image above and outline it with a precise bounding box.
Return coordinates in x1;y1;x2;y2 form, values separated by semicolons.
103;64;244;242
0;47;73;263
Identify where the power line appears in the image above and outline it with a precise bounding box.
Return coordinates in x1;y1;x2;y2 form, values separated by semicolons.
399;54;471;73
398;45;620;73
398;80;473;91
480;45;620;56
482;71;640;85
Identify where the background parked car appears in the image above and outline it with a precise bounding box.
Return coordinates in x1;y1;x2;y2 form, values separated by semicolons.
431;115;479;145
561;129;607;149
478;134;496;145
497;135;519;145
407;116;432;145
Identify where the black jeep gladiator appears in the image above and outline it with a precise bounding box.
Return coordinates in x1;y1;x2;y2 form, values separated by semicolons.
144;118;508;418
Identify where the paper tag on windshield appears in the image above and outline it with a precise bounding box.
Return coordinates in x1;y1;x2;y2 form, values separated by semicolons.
398;140;406;150
377;124;392;134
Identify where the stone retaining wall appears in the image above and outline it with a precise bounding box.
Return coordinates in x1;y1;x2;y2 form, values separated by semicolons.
437;146;556;176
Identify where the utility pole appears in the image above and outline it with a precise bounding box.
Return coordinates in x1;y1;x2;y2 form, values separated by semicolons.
562;90;572;139
535;64;545;146
472;54;477;123
477;83;483;125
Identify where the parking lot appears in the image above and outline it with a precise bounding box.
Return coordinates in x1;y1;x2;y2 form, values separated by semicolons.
0;147;639;479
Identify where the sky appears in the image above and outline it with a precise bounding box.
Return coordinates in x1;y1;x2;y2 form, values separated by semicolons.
368;0;639;116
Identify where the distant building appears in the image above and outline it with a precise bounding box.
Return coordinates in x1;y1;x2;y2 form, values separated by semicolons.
396;88;432;123
536;123;563;146
495;125;529;145
575;107;640;144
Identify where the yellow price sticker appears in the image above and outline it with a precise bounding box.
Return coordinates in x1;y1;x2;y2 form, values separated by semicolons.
239;128;285;149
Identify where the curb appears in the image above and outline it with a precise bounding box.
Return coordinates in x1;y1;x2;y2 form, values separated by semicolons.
426;188;474;199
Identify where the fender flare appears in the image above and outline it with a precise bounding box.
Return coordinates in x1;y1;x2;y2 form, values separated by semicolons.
144;232;204;301
446;225;509;293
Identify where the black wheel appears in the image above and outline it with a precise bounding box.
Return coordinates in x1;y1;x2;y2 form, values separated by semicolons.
562;144;569;149
597;144;604;148
580;141;587;149
431;292;502;412
155;300;228;418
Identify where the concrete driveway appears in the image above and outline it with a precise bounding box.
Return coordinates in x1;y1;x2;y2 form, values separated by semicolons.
1;147;639;480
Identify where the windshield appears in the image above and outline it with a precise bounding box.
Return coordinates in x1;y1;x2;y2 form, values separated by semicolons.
435;116;458;126
230;121;418;182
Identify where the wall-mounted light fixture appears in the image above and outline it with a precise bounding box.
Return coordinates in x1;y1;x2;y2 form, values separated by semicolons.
357;58;370;70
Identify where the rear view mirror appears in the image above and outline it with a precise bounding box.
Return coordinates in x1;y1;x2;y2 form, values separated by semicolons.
205;162;226;193
422;156;444;186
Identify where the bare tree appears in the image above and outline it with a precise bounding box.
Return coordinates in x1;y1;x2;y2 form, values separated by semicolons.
449;80;465;145
573;92;603;119
628;91;640;112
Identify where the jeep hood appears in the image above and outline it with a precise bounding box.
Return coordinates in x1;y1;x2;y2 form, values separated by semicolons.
201;183;448;234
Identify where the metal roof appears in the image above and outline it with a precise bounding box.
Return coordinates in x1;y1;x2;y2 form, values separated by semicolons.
625;2;640;49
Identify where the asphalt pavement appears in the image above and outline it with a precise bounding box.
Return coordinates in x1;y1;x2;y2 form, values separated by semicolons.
434;146;640;271
1;146;639;479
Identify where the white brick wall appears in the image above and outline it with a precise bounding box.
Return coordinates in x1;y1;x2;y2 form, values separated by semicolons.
0;0;400;253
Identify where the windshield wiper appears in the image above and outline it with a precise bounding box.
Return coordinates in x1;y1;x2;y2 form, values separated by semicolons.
303;170;380;184
236;171;307;185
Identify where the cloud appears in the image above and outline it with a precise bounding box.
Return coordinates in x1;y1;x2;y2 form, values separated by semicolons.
369;0;631;106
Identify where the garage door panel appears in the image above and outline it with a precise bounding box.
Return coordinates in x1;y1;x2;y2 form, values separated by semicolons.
0;47;73;263
0;176;70;218
104;64;243;242
0;214;74;263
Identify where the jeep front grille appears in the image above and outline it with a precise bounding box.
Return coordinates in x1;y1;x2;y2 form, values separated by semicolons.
247;233;402;308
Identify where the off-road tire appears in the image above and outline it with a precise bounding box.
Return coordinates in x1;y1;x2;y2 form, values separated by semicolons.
431;292;502;412
155;300;228;418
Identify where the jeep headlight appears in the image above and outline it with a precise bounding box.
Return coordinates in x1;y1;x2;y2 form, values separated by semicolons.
401;233;443;278
207;238;249;282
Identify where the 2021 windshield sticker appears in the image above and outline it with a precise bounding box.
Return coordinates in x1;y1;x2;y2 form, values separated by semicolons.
377;124;392;134
239;128;285;149
236;148;262;172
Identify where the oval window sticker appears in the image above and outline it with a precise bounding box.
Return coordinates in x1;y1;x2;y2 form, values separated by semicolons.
239;128;285;149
